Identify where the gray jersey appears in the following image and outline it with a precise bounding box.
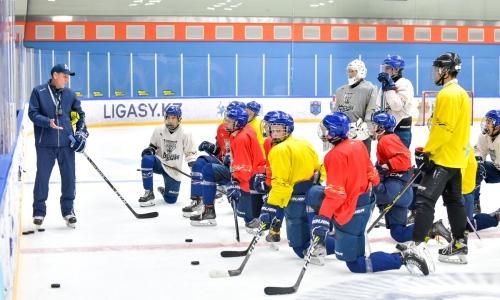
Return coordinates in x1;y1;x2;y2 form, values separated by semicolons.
333;80;378;123
150;125;197;181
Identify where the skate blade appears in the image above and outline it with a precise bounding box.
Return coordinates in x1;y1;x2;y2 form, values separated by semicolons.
139;200;156;207
268;242;280;251
438;254;467;264
190;219;217;226
66;223;76;229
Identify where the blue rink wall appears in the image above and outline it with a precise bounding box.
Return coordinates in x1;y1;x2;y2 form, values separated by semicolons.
25;41;500;98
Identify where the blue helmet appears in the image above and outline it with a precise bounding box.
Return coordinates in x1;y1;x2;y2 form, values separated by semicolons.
322;112;350;140
164;105;182;119
246;101;261;114
226;106;249;130
481;109;500;134
383;55;405;70
261;110;281;137
267;111;294;135
227;101;246;112
371;111;396;132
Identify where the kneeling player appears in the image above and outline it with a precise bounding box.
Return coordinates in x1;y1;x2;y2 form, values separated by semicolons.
138;106;197;206
306;112;431;275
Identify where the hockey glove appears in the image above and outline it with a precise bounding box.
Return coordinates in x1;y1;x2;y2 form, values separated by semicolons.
377;72;396;91
223;154;231;168
68;130;88;153
198;141;217;155
259;203;284;230
226;180;241;203
253;173;269;194
415;147;434;173
311;215;331;244
187;161;195;168
141;145;157;157
375;162;389;181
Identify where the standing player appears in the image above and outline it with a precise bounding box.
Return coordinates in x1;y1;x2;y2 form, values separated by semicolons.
377;55;415;148
306;112;431;275
28;64;88;228
370;112;450;243
473;109;500;213
411;52;471;264
183;101;244;217
138;106;197;206
258;112;323;259
332;59;378;154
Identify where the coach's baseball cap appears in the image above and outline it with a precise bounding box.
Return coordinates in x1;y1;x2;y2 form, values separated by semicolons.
51;64;75;76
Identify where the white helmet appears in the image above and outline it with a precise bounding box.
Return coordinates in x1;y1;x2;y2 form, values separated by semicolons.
347;59;367;85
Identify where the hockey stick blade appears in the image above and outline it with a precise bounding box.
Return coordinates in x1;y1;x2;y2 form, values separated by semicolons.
264;286;296;296
220;250;248;258
134;211;159;219
209;270;230;278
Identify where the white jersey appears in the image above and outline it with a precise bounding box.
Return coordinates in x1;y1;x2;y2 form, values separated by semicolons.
150;125;198;181
378;77;414;125
475;133;500;170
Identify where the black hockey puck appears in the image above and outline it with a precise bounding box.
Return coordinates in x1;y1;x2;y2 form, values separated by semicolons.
50;283;60;288
191;261;200;265
22;230;35;235
37;228;45;232
185;238;193;243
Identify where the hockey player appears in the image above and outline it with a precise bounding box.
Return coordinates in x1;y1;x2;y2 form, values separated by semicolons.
332;59;378;154
258;112;323;259
190;106;266;228
377;55;415;148
28;64;88;229
473;109;500;213
370;111;451;243
245;100;265;154
411;52;471;264
138;106;197;206
306;112;431;275
183;101;244;217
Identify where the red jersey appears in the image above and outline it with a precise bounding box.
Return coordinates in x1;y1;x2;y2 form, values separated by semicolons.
215;123;230;161
263;137;273;186
376;134;412;172
319;139;380;225
229;125;266;192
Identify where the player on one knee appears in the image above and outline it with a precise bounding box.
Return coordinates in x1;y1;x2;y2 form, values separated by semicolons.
473;109;500;213
183;101;244;217
138;106;197;207
190;105;265;227
306;112;431;275
257;111;323;258
370;112;451;243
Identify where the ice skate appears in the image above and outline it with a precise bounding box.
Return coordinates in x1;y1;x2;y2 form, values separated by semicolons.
438;235;468;264
245;218;260;234
397;241;434;275
308;243;327;266
428;219;452;243
407;210;416;224
490;208;500;221
190;205;217;226
64;214;77;229
182;197;203;218
138;190;155;207
33;216;44;229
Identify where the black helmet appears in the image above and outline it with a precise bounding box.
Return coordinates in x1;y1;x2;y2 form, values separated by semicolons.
433;52;461;85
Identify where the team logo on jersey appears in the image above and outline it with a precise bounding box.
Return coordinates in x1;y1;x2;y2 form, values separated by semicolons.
310;101;321;116
164;140;177;153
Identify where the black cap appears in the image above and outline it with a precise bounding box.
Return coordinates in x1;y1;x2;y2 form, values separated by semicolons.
51;64;75;76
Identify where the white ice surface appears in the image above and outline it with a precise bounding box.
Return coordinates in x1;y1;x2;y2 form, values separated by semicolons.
16;123;500;300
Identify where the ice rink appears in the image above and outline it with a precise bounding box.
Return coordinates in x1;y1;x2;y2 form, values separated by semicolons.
16;122;500;300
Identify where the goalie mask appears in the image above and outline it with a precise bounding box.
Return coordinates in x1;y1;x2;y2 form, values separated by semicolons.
347;59;367;86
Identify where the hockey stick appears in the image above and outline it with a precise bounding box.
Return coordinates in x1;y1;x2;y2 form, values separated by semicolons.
137;165;192;178
366;167;422;234
264;236;320;295
83;152;159;219
209;223;266;277
220;223;263;258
